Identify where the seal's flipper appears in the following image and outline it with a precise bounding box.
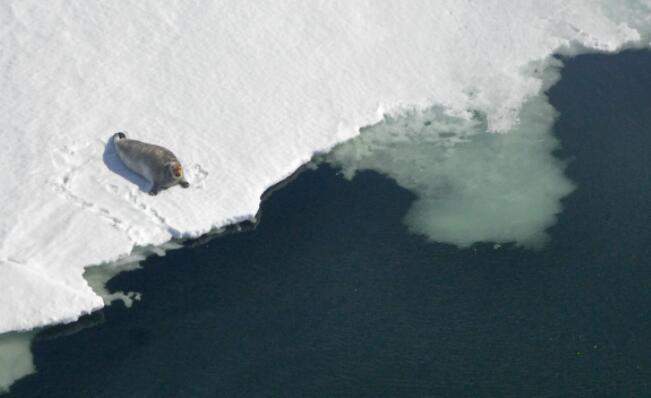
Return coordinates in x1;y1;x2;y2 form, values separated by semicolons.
180;180;190;188
149;184;160;196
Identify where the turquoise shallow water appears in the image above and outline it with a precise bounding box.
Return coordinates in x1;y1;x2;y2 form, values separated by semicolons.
4;50;651;397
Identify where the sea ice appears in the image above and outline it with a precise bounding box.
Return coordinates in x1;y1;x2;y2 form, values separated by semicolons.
0;1;650;336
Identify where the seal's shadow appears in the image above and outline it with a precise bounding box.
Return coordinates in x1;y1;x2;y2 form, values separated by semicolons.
103;136;152;193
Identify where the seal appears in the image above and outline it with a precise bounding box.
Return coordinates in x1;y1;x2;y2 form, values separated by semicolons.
112;132;190;195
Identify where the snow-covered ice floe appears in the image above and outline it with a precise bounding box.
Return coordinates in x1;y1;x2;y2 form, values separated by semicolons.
0;1;650;335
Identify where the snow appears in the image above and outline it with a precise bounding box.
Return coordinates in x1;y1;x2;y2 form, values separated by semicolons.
0;1;650;334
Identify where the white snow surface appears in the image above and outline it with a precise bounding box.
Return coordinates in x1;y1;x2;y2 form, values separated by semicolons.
0;1;650;333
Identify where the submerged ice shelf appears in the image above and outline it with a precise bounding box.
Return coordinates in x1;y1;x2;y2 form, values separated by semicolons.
329;77;575;249
1;1;651;334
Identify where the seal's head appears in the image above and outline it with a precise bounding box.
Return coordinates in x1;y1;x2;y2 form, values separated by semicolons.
167;161;190;188
113;132;127;141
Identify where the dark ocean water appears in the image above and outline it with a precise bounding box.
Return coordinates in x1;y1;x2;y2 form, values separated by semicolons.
4;50;651;398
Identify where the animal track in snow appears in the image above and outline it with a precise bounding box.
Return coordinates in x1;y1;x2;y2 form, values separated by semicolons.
124;188;167;226
187;163;209;189
49;173;140;243
50;143;144;243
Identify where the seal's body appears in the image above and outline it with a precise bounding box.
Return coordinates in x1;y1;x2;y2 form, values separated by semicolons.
113;132;189;195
